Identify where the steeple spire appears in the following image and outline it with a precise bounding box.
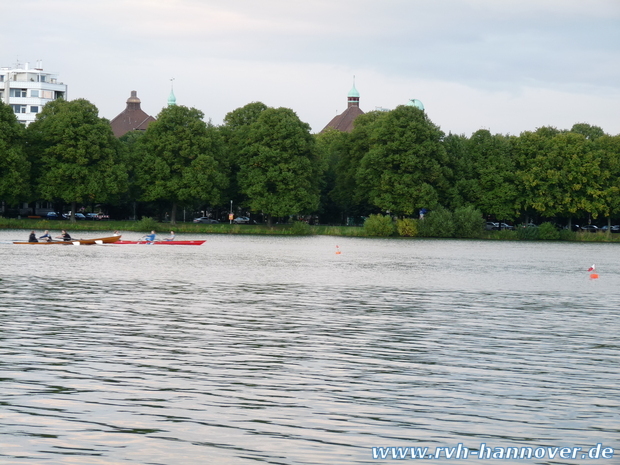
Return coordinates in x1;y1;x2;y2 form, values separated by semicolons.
168;78;176;106
347;76;360;108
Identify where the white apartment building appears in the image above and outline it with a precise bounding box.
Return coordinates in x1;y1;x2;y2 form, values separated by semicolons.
0;60;67;125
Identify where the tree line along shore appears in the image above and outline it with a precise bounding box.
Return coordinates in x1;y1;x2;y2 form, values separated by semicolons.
1;98;619;237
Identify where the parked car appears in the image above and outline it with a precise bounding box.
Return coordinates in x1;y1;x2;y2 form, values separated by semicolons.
497;223;515;230
63;212;86;220
580;225;599;232
485;222;499;231
193;217;219;224
233;216;251;224
86;213;108;220
45;212;63;220
600;225;620;233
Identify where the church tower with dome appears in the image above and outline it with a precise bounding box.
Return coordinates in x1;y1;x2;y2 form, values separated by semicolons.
320;80;365;133
109;90;156;138
321;80;426;133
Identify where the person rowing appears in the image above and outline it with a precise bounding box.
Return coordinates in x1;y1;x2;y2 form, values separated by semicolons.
28;231;39;242
56;230;71;241
141;230;157;243
164;230;175;241
39;230;52;242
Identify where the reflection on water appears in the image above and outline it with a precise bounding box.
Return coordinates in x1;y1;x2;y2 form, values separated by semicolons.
0;231;619;464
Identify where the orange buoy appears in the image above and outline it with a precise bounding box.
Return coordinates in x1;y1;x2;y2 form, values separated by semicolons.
335;245;341;255
590;273;599;279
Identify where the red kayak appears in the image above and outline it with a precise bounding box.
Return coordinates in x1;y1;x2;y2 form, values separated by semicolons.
115;240;206;246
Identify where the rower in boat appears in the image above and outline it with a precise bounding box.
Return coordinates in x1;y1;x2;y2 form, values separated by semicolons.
39;230;52;242
141;231;156;243
56;230;72;241
28;231;38;242
13;235;121;245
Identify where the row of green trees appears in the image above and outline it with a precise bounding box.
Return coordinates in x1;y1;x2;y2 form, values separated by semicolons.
1;98;619;226
321;107;620;228
1;99;321;225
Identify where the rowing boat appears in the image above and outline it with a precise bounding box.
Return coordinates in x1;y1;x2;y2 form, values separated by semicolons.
114;240;206;246
13;235;121;245
114;240;206;245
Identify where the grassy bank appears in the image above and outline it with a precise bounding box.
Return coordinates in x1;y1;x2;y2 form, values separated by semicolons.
0;218;366;237
483;228;620;242
3;218;620;242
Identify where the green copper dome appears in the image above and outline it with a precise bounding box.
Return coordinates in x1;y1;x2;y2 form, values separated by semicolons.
406;98;424;110
168;88;176;106
348;84;360;98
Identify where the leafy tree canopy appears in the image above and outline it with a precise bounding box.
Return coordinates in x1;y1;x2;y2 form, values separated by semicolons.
330;111;387;213
220;102;270;208
223;101;269;130
237;107;321;222
357;105;450;216
514;130;606;219
570;123;606;140
25;98;128;218
0;102;30;204
134;105;227;223
466;130;517;220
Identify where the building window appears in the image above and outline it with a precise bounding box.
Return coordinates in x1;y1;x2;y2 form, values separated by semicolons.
10;88;27;98
10;105;27;114
30;90;39;98
42;90;54;99
31;106;39;113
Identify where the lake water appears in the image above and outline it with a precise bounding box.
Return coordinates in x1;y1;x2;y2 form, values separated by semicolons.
0;230;618;464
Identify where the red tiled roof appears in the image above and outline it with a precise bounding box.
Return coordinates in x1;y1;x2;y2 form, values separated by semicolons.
110;91;156;137
321;105;365;133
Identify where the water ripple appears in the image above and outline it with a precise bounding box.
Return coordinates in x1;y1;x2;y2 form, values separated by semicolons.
1;235;619;464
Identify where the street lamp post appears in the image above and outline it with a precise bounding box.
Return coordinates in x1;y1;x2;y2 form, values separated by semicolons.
230;200;233;224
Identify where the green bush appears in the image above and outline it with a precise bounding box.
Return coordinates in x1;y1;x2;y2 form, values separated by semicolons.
516;225;540;240
396;218;418;237
290;220;312;235
417;208;455;238
576;231;608;242
363;214;395;237
538;222;560;240
136;216;158;232
453;206;484;238
487;229;519;240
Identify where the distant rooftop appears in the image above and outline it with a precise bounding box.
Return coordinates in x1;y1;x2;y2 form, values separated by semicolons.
110;90;156;137
321;80;365;133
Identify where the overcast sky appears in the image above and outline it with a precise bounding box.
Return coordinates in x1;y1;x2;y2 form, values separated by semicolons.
3;0;619;136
